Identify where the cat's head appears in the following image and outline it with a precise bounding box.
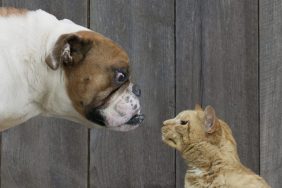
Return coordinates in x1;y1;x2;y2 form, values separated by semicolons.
161;105;222;152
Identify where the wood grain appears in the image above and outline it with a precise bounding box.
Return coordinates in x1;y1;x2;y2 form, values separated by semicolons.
260;0;282;187
175;1;259;187
175;0;202;187
1;0;281;187
2;0;87;24
200;0;259;173
2;120;88;188
89;0;175;187
0;3;2;188
1;1;88;188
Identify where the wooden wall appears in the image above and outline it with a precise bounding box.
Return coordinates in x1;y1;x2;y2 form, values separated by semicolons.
0;0;281;187
176;1;259;187
89;1;175;187
260;0;282;187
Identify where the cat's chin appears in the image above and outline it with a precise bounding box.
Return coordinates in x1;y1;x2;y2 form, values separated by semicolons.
162;137;177;148
167;138;177;146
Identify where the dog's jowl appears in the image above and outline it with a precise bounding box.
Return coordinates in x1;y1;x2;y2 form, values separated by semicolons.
0;8;144;131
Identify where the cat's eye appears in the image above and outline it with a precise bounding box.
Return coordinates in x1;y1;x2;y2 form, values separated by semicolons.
180;120;190;125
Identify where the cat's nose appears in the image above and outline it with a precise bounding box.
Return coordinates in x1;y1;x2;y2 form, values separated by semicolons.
163;119;174;126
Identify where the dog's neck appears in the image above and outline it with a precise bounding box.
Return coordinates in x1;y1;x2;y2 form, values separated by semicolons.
28;11;93;125
0;10;89;130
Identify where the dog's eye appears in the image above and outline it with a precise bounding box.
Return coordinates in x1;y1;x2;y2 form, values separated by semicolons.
115;71;128;84
180;120;190;125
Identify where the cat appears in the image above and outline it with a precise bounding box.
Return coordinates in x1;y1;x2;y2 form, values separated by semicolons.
161;105;270;188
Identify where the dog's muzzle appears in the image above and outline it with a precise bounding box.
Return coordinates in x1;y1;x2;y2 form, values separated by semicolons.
86;83;144;131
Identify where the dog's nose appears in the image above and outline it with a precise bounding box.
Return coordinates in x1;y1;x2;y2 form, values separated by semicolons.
132;84;141;97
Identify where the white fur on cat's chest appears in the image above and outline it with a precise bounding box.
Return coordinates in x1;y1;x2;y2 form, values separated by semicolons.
187;167;204;176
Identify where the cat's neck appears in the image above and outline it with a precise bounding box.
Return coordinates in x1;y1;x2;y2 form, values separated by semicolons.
182;141;240;175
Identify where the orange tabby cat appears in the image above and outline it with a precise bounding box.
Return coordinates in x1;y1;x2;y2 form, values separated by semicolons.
162;105;270;188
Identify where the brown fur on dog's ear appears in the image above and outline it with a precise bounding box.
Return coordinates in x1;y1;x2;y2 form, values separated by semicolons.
195;104;203;111
46;33;92;70
204;105;218;134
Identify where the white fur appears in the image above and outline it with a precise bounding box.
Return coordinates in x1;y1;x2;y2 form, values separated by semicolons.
187;167;203;176
0;9;142;132
101;84;141;131
0;10;94;130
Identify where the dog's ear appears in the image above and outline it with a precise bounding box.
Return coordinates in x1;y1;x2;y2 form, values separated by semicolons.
203;105;218;134
46;33;92;70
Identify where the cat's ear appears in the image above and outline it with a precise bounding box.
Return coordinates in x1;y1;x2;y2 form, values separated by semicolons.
195;104;203;111
204;105;218;134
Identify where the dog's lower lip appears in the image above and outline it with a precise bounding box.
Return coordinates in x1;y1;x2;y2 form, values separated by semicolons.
126;114;145;125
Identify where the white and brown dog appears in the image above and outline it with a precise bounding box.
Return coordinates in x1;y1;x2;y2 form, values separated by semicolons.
0;7;144;132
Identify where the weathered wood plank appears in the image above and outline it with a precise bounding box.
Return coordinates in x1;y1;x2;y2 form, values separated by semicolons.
175;0;202;188
2;0;87;24
2;120;88;188
0;0;2;188
1;1;88;188
0;3;2;188
201;0;259;173
89;0;175;187
0;133;2;188
260;0;282;187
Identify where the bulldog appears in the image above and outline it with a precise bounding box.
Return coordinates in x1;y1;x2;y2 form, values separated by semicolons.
0;7;144;132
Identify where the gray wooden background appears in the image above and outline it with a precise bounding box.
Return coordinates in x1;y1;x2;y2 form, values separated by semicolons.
0;0;281;188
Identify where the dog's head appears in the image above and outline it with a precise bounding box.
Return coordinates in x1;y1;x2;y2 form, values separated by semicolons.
46;31;144;131
161;105;221;151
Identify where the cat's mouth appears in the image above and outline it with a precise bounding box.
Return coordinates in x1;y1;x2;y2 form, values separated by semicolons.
162;134;177;147
167;138;177;145
161;127;178;147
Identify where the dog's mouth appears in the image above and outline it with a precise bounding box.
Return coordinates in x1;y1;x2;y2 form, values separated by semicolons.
105;112;145;132
86;83;144;131
104;109;145;131
126;114;145;125
86;109;144;131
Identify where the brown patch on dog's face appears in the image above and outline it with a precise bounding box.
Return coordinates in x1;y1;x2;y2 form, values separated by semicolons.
63;31;130;114
47;31;143;130
0;7;28;16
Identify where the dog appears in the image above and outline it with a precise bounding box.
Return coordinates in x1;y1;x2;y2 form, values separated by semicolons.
0;7;144;132
162;105;270;188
